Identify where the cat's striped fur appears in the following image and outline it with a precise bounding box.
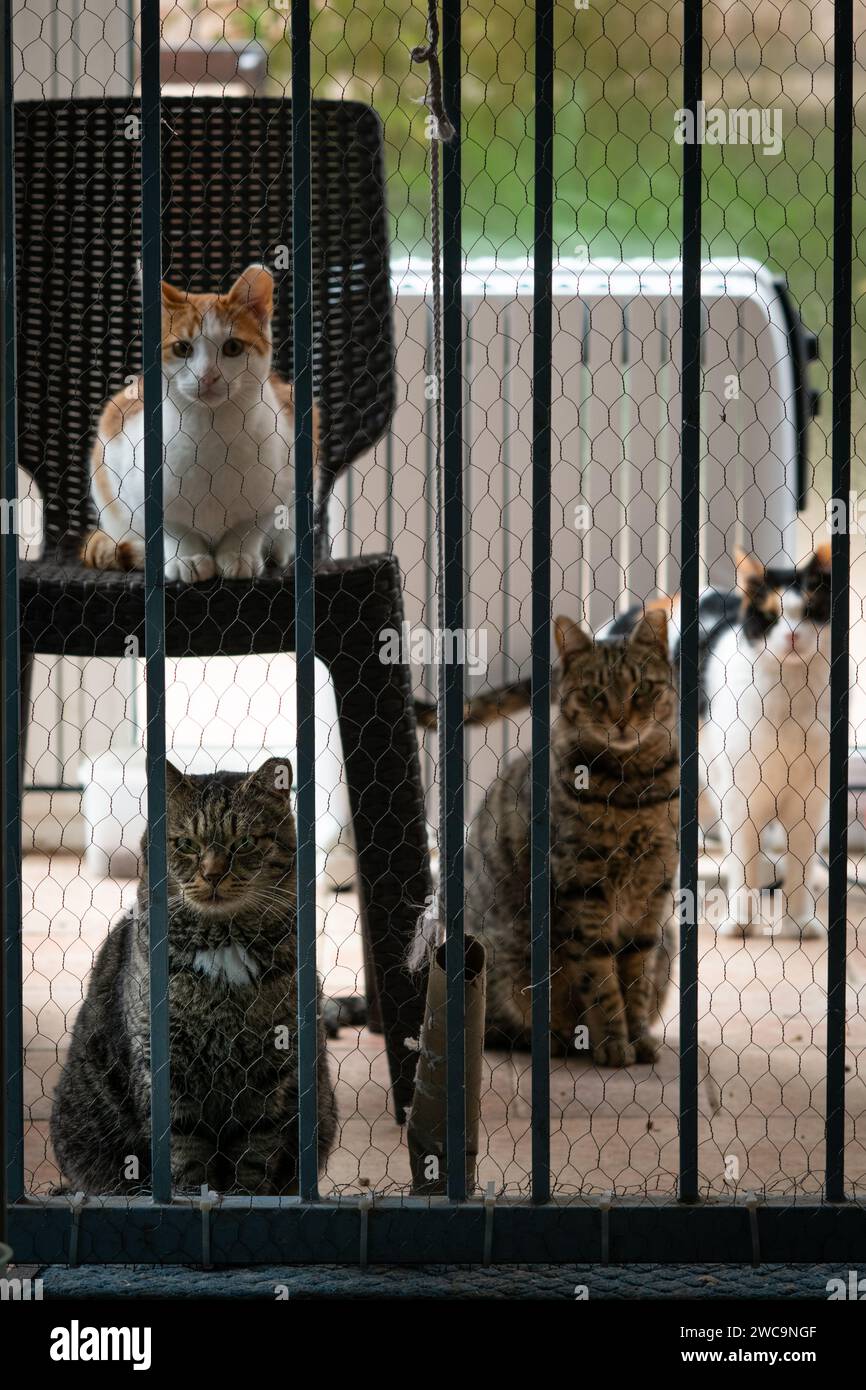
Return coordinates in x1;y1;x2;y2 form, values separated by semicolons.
50;758;337;1194
465;612;678;1062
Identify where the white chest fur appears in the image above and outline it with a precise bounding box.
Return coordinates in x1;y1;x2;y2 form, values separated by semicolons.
97;378;295;579
701;599;831;938
192;943;260;988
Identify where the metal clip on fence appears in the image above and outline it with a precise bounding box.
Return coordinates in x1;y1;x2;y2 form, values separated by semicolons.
599;1189;613;1265
482;1180;497;1265
358;1186;374;1269
67;1190;86;1267
197;1184;217;1270
745;1190;761;1266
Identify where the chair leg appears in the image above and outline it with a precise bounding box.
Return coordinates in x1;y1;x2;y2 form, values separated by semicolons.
360;919;384;1035
320;560;431;1125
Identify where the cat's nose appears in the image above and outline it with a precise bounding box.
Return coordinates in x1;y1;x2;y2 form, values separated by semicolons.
199;369;220;388
200;852;228;882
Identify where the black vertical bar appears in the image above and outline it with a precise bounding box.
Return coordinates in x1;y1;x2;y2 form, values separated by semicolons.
531;0;553;1204
678;0;702;1203
825;0;853;1204
441;0;465;1202
140;0;171;1204
0;0;23;1214
292;0;319;1202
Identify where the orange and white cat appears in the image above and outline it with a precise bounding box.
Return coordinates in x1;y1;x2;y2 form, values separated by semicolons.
82;264;314;582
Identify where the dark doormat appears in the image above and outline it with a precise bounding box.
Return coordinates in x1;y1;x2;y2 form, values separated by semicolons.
24;1262;845;1300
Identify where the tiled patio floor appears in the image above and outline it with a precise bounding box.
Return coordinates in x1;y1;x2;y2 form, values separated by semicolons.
19;853;866;1198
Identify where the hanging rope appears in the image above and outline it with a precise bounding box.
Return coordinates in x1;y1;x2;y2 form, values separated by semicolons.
411;4;455;145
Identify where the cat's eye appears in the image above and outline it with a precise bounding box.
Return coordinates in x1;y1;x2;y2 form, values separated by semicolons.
232;837;257;855
172;837;197;854
171;340;193;359
634;681;653;699
222;338;245;358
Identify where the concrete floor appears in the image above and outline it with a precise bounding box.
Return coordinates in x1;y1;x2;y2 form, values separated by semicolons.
20;851;866;1198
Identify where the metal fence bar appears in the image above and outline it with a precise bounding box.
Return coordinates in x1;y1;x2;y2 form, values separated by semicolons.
425;304;434;700
464;319;472;612
140;0;171;1205
501;304;511;760
292;0;319;1202
530;0;554;1204
10;1193;866;1266
825;0;853;1204
578;303;591;618
441;0;466;1202
678;0;703;1204
0;0;23;1210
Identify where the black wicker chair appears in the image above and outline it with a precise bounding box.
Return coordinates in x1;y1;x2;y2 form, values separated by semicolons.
14;97;430;1122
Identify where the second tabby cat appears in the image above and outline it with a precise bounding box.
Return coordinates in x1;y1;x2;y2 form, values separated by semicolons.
465;612;678;1063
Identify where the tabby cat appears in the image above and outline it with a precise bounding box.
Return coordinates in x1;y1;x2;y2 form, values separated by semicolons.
51;758;337;1194
82;264;313;582
465;612;678;1063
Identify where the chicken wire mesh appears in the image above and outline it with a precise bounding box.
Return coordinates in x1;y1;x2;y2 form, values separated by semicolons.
1;0;864;1263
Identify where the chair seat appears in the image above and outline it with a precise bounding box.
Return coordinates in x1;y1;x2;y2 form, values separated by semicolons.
19;553;397;659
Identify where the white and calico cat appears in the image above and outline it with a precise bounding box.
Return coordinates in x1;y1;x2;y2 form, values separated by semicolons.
82;264;314;582
587;544;833;938
700;546;831;938
606;547;832;936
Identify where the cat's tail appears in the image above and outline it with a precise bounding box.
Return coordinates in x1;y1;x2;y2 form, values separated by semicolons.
650;917;678;1024
415;679;532;730
81;530;144;572
321;994;367;1038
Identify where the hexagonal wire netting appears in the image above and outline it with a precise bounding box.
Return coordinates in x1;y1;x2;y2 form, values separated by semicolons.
0;0;863;1265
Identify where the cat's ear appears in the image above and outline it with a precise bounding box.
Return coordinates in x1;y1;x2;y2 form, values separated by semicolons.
812;539;831;573
630;607;668;656
734;544;764;589
165;760;189;794
244;756;293;797
160;279;188;309
136;258;184;306
225;264;274;324
554;615;592;661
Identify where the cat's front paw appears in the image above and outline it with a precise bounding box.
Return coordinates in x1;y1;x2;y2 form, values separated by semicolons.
592;1038;636;1067
217;552;265;580
632;1036;660;1064
268;528;295;573
165;553;216;584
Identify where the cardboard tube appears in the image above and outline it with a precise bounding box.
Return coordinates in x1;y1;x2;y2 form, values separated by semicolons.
408;935;486;1196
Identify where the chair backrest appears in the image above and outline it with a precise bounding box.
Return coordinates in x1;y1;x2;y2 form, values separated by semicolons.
13;97;395;560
